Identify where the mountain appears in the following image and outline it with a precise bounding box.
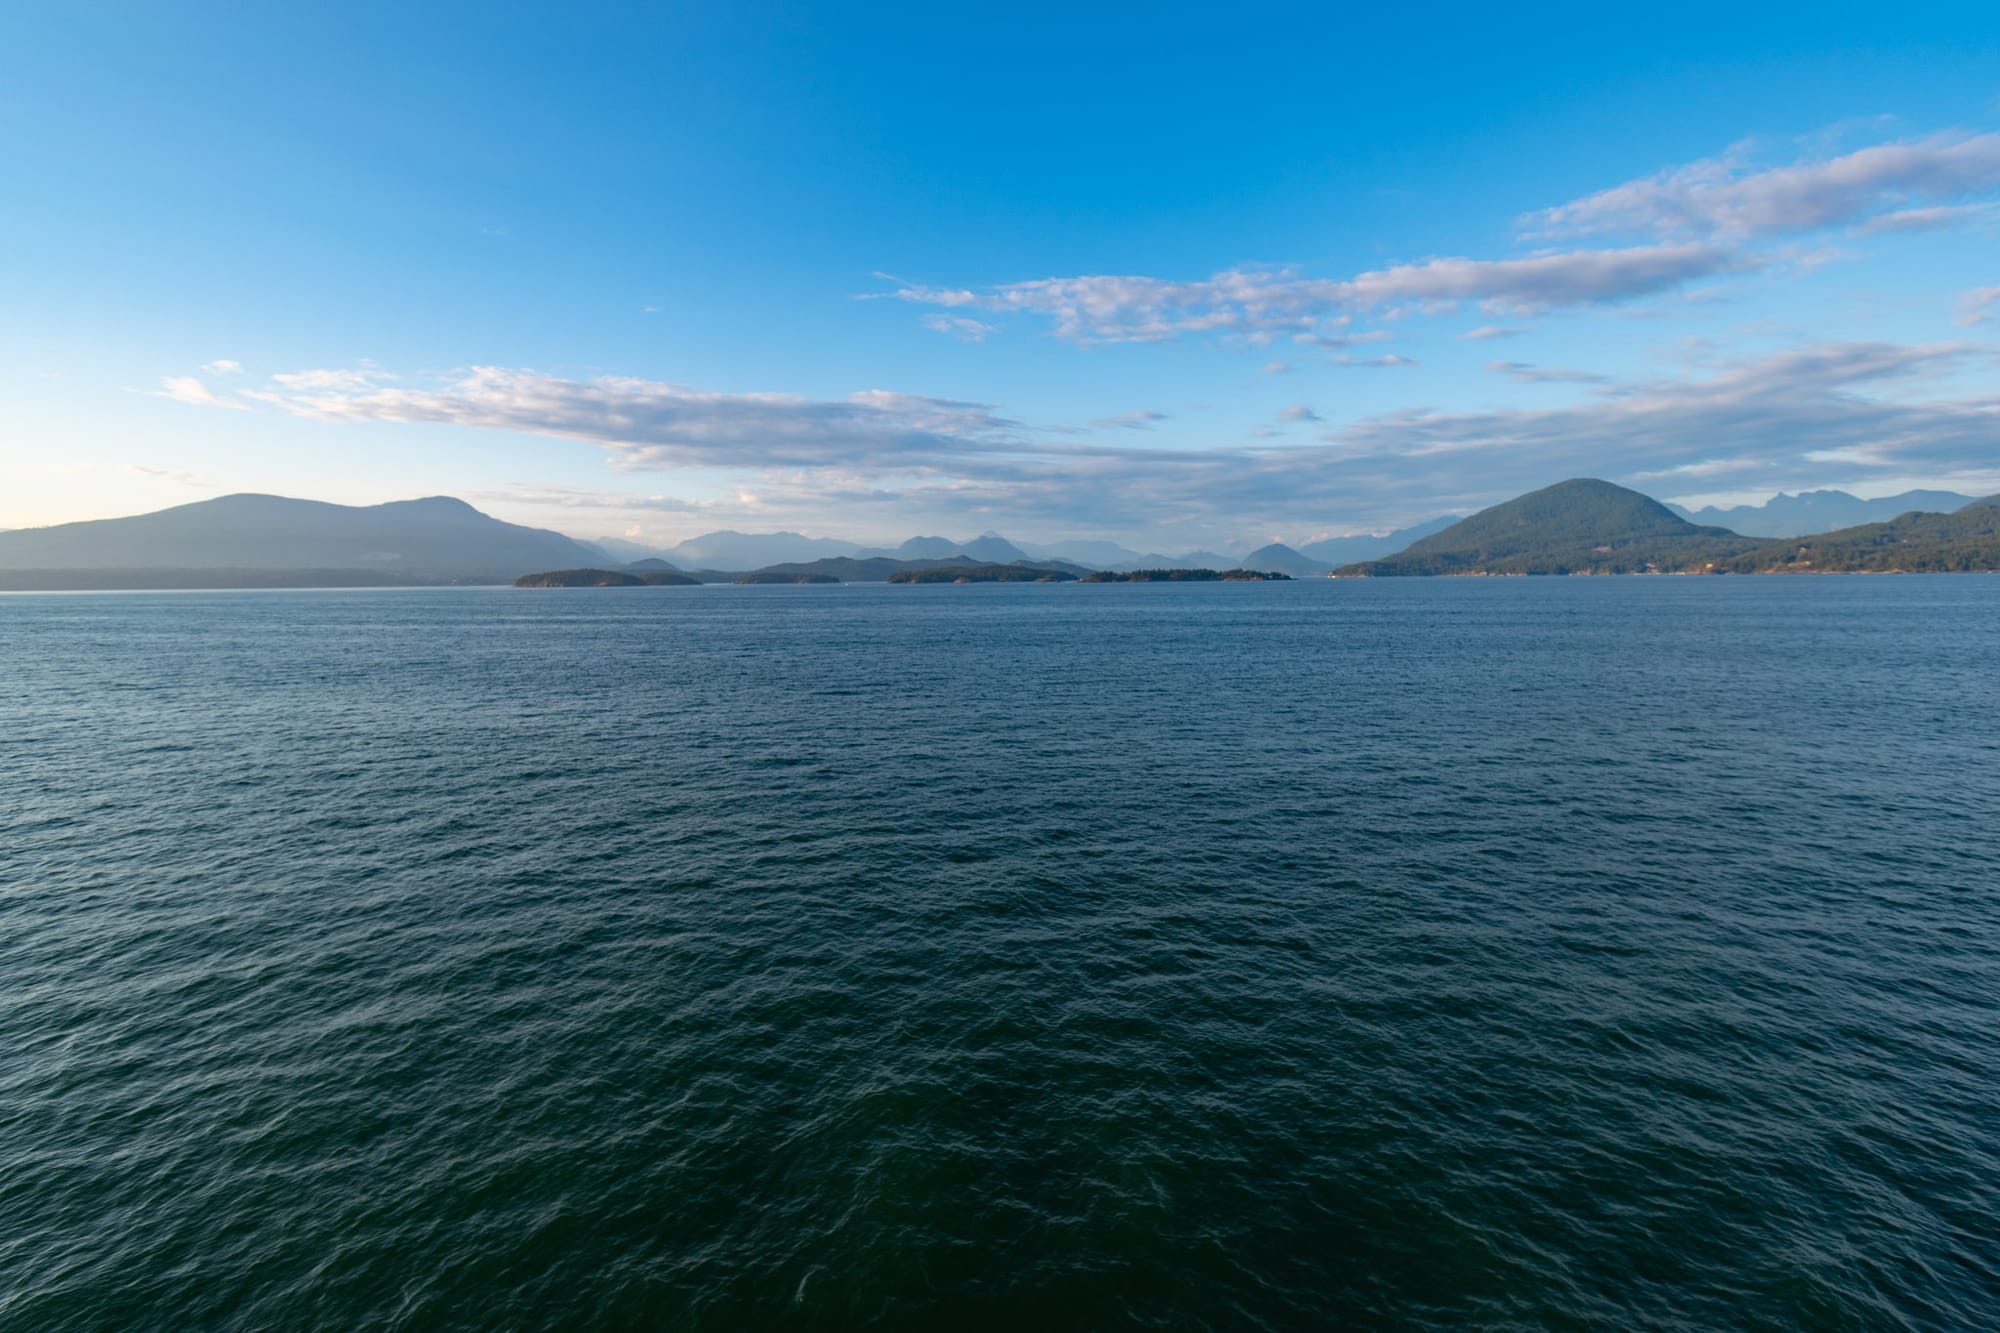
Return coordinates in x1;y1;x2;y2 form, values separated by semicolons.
593;535;678;563
1667;489;1978;537
1241;542;1331;577
958;533;1032;564
894;536;964;560
1016;538;1151;568
0;494;602;582
660;530;861;569
1298;515;1459;567
1135;549;1241;571
1337;479;1764;576
1726;496;2000;572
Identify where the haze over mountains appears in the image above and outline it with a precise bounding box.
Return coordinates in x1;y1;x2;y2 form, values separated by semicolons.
612;528;1248;574
1665;489;1978;537
2;484;1992;589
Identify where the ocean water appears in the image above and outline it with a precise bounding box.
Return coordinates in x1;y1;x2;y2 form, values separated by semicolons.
2;578;1996;1331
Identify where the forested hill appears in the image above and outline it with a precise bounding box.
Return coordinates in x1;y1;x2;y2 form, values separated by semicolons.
1335;480;2000;576
1725;496;2000;573
1339;479;1765;576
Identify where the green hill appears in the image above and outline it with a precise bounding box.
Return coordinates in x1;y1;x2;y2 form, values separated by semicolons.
1339;479;1770;575
1726;496;2000;572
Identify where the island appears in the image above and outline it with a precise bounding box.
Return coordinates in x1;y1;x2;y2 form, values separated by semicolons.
515;568;699;587
733;571;842;584
886;564;1077;583
1077;568;1292;582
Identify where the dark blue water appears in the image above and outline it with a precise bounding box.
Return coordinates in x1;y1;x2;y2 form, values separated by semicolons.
3;579;1996;1330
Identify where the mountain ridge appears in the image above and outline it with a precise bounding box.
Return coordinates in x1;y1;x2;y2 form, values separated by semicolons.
1667;488;1978;537
0;493;601;578
1338;479;2000;576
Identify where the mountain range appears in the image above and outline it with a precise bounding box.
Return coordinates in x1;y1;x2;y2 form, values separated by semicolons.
5;484;1993;590
1337;479;2000;576
1665;489;1977;537
610;528;1303;573
0;494;603;584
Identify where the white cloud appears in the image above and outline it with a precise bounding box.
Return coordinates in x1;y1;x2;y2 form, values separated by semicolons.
880;243;1742;344
874;123;1999;362
1333;353;1418;368
237;345;1999;534
200;359;243;375
1526;131;2000;240
269;367;391;390
151;376;247;410
1458;325;1524;341
920;314;999;342
1261;360;1292;374
1854;203;1997;235
1276;404;1321;423
465;485;713;514
259;366;1021;470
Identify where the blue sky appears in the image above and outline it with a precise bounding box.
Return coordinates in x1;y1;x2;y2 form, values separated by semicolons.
5;1;1999;550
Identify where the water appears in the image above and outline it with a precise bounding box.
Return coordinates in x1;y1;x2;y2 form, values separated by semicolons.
2;578;1996;1330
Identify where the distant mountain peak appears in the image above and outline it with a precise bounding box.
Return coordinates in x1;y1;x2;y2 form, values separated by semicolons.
1666;488;1977;537
0;492;601;582
1240;542;1331;576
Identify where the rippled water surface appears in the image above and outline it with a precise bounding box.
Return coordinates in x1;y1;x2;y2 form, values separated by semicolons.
3;578;1997;1330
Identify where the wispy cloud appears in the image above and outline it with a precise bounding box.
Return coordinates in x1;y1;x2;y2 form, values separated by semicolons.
238;344;2000;533
1458;325;1524;342
122;463;212;488
1090;409;1168;430
878;244;1743;345
920;314;998;342
1524;131;2000;240
200;359;243;375
465;485;715;514
878;124;1999;356
1276;404;1321;423
151;376;247;410
258;366;1022;470
1954;285;2000;326
1484;360;1609;385
268;367;392;391
1853;202;1997;235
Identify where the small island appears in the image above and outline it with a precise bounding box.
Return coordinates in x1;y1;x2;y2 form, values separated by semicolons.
1077;568;1292;582
734;571;842;584
515;568;699;587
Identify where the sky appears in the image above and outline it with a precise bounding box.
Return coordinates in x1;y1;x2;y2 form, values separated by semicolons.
4;1;1999;552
